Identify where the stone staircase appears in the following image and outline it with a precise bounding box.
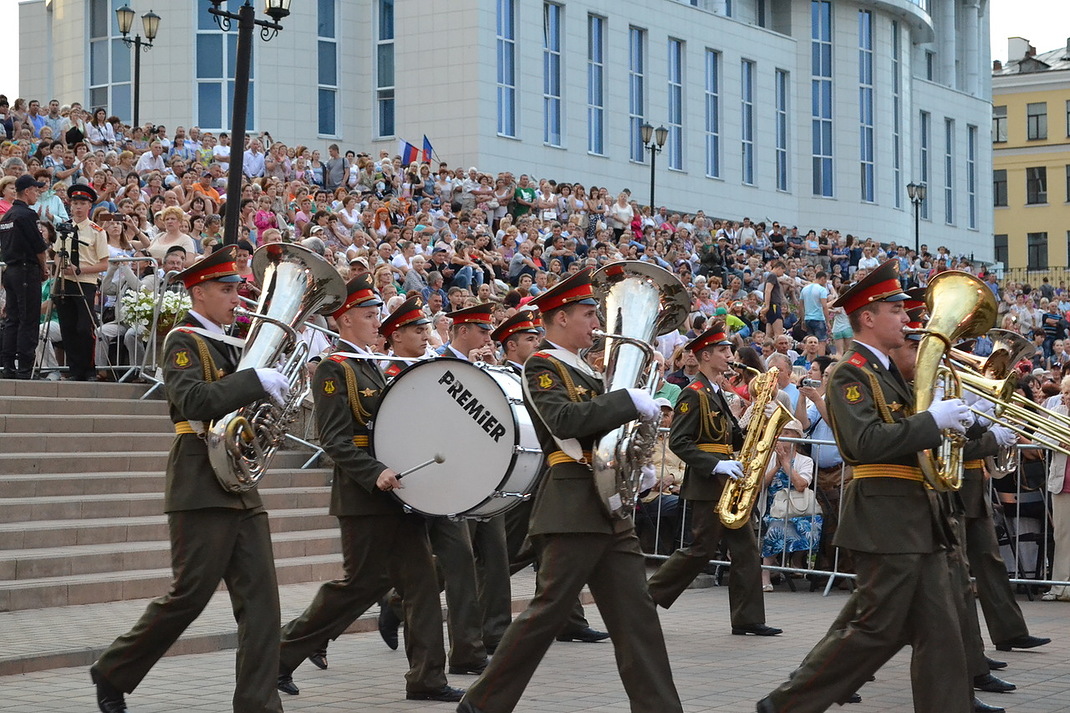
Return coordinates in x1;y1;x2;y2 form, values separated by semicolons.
0;379;341;614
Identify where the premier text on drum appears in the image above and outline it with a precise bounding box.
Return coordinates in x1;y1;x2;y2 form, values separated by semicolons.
438;369;509;442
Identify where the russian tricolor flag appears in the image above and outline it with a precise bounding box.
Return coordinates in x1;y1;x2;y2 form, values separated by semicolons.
398;139;421;166
422;135;434;163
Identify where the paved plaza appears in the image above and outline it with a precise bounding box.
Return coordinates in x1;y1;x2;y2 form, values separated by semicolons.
2;569;1068;713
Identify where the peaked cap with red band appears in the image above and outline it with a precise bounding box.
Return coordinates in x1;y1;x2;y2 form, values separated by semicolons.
831;258;908;314
171;245;243;289
68;183;98;203
492;308;541;344
380;294;430;338
332;273;383;319
528;267;598;313
685;324;733;353
904;306;927;338
903;287;927;312
447;302;495;329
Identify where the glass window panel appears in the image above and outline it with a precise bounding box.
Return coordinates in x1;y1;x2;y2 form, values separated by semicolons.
111;38;131;83
90;41;109;86
198;3;218;30
198;83;222;129
319;0;336;38
319;41;338;86
379;90;395;137
90;87;109;114
377;44;394;88
111;84;131;123
225;35;252;80
379;0;394;40
90;0;109;39
197;35;224;79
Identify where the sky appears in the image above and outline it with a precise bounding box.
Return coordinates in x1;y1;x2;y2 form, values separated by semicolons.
0;0;1068;99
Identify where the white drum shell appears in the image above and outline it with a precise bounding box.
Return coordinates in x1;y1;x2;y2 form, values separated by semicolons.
372;359;541;518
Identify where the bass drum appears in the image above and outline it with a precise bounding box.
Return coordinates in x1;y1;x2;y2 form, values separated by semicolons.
372;359;542;518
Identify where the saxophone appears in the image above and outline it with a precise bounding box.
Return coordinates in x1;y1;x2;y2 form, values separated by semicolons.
716;363;792;528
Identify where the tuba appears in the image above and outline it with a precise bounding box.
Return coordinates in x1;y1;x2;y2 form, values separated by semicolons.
207;244;347;493
913;271;998;491
589;261;690;520
717;362;792;528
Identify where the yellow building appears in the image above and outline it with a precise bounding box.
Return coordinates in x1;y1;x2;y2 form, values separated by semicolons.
992;37;1070;284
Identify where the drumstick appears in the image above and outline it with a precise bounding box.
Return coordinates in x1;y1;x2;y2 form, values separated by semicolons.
396;453;446;480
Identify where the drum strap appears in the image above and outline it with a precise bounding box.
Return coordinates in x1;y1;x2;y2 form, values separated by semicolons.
522;355;588;465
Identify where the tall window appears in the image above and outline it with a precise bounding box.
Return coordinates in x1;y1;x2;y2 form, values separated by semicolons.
741;59;755;185
667;39;684;170
994;235;1008;266
944;119;954;224
196;4;254;131
496;0;516;137
993;170;1007;207
925;50;935;81
88;0;132;122
705;49;720;178
966;125;977;229
1066;165;1070;203
318;0;339;137
1026;167;1047;204
629;27;646;162
858;11;874;203
543;3;562;146
811;0;833;197
919;111;930;219
1028;232;1048;271
891;22;902;208
375;0;393;137
992;105;1007;142
587;15;606;155
1027;102;1047;140
775;69;789;192
1066;100;1070;137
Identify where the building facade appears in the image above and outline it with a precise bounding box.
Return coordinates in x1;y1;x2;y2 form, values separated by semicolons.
20;0;993;259
992;37;1070;280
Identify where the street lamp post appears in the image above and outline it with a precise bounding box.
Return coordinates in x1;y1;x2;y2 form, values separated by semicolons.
116;5;161;128
207;0;290;246
906;182;927;259
640;122;669;215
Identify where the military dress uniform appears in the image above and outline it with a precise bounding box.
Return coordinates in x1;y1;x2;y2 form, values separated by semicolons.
278;277;450;698
760;260;971;713
646;328;768;629
459;268;682;713
0;176;48;378
92;249;283;713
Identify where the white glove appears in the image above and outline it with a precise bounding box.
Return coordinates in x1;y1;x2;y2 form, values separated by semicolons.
927;397;971;433
626;388;660;421
990;425;1017;448
971;396;996;427
255;368;289;406
639;464;657;492
713;459;745;480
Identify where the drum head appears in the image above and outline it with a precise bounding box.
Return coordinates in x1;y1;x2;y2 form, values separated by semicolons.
373;359;517;517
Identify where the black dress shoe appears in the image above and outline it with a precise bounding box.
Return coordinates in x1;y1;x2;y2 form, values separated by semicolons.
91;669;127;713
756;696;776;713
845;693;862;704
973;697;1006;713
985;656;1008;670
995;634;1050;652
973;673;1016;693
555;626;611;643
308;646;328;670
732;623;783;636
448;659;488;675
378;601;401;651
406;685;465;702
277;674;300;696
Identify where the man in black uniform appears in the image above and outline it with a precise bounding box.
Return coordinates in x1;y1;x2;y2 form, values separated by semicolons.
646;321;782;637
493;308;609;645
277;274;462;703
91;246;290;713
0;173;48;379
458;268;682;713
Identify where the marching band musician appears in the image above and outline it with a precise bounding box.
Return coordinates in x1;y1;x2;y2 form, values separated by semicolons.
276;274;463;703
381;293;433;377
56;183;109;380
757;259;975;713
458;267;683;713
646;321;782;637
91;246;291;713
493;309;610;645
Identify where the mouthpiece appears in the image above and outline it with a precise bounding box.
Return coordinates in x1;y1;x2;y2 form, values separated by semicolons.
433;453;445;464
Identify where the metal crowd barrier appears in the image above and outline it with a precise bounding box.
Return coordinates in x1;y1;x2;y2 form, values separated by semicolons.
639;433;1069;597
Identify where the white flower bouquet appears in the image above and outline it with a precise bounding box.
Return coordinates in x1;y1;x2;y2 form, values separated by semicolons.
120;287;192;341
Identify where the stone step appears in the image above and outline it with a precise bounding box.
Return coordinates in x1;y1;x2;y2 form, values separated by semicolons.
0;467;331;498
0;529;342;580
0;380;154;400
0;432;176;454
0;413;172;434
0;396;168;416
0;508;338;550
0;553;347;611
0;449;314;476
0;486;332;525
